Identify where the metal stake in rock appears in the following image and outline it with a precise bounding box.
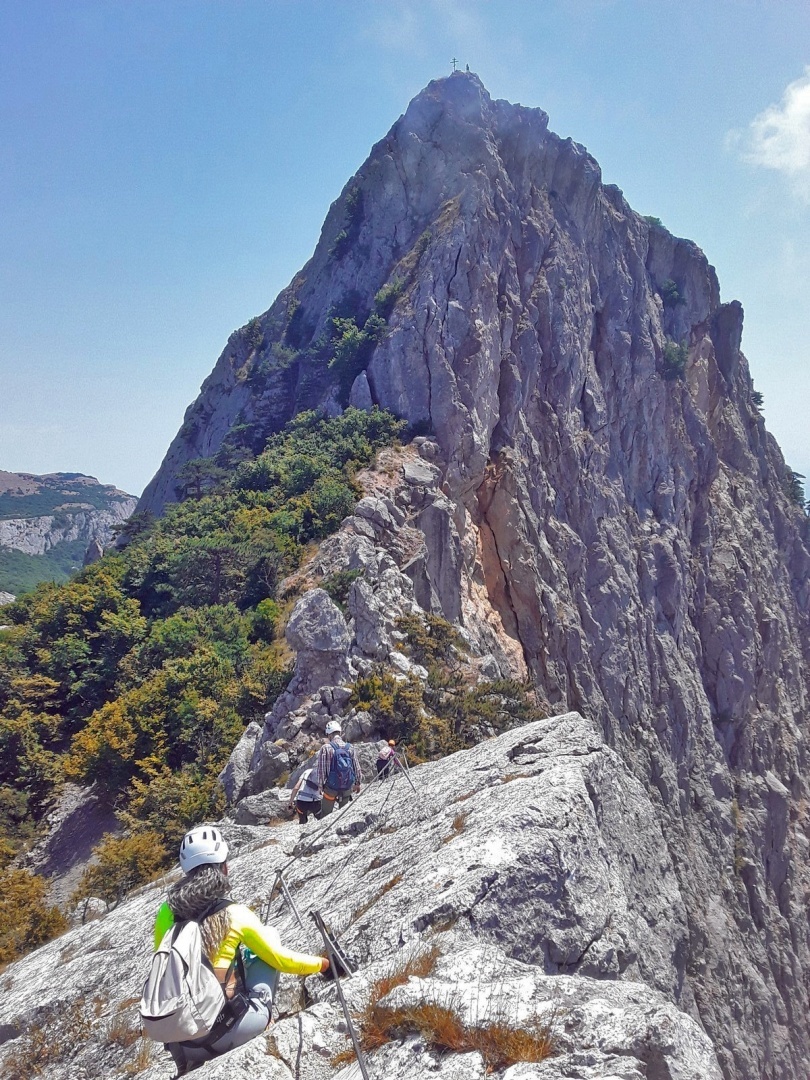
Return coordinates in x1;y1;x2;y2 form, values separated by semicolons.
311;909;370;1080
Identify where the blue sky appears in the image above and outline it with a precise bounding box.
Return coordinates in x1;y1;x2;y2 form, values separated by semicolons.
1;0;808;496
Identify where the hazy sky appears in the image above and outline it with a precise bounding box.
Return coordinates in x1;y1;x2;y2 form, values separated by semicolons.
1;0;808;496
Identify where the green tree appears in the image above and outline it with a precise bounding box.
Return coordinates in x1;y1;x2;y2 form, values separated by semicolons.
662;340;688;380
0;868;68;962
660;279;684;307
72;830;169;907
786;470;806;508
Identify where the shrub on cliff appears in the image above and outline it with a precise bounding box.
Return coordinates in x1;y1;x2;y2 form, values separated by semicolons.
660;278;684;307
786;470;806;510
662;339;688;380
352;614;546;760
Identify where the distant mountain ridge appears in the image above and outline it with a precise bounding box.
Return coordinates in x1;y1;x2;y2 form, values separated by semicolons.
0;471;137;595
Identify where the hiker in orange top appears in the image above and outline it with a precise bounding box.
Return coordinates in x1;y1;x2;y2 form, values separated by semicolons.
376;738;398;779
316;720;362;816
154;826;328;1075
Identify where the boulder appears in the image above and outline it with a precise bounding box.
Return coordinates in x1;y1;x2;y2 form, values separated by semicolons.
286;589;351;655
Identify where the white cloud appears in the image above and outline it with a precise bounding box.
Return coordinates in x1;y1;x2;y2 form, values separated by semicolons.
364;2;426;55
363;0;502;68
737;68;810;198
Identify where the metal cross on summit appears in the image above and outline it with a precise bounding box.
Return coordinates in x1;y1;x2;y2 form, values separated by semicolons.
451;57;459;71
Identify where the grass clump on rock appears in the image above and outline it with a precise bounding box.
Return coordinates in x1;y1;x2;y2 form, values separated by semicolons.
346;947;557;1071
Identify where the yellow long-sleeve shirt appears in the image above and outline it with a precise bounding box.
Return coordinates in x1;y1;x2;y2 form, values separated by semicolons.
154;901;323;976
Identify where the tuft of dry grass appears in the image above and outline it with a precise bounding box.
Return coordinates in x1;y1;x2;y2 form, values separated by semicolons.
331;943;442;1066
351;873;403;924
372;942;440;1000
359;996;556;1069
105;999;142;1049
348;946;557;1070
442;810;469;843
121;1036;156;1076
452;789;477;803
3;998;92;1078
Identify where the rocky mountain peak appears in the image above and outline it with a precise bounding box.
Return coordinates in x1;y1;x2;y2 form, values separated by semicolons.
126;75;810;1078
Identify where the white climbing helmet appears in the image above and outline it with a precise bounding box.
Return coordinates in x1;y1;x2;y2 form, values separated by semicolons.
325;720;342;736
178;825;229;873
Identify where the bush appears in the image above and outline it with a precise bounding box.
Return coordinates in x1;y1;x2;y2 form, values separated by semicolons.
251;598;280;641
374;278;405;319
397;614;465;668
245;317;264;351
320;569;362;613
330;186;364;259
327;314;389;400
660;279;684;307
72;830;170;908
662;340;688;380
0;867;68;963
352;612;545;760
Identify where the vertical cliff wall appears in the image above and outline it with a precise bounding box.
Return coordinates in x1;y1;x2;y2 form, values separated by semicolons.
141;74;810;1078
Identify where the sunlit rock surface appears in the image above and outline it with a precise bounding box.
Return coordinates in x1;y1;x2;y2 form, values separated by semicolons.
0;716;722;1079
139;72;809;1077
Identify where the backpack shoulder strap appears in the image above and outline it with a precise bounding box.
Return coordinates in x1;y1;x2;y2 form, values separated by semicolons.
197;899;249;991
199;897;234;921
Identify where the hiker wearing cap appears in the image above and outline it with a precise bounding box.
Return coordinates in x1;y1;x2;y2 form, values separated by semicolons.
316;720;362;816
152;826;328;1075
376;739;398;779
287;766;322;824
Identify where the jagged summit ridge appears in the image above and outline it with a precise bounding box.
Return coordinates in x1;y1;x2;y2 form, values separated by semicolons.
138;71;716;512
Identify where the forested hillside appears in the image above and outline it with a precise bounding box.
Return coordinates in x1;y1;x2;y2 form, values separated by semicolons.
0;408;404;959
0;471;137;595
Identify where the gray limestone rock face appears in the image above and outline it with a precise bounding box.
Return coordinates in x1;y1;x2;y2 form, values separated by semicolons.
0;716;722;1080
348;550;418;658
219;720;263;804
286;589;352;655
82;537;104;566
136;71;809;1078
0;501;137;556
12;783;119;908
348;370;374;411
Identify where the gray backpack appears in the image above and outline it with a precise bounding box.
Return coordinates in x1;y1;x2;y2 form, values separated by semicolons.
139;902;230;1044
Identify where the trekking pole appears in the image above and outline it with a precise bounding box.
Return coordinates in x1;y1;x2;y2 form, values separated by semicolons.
310;909;370;1080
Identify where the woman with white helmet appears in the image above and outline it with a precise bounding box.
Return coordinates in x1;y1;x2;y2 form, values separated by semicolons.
154;825;328;1075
